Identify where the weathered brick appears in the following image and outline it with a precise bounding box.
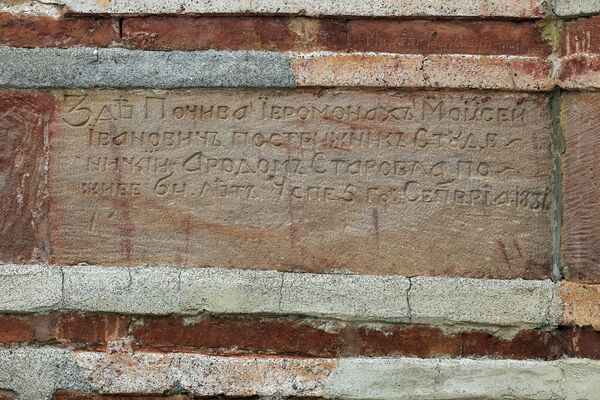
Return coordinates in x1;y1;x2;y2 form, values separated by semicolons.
562;93;600;281
560;55;600;89
49;90;551;278
122;17;550;57
560;282;600;329
131;316;341;357
561;16;600;56
0;315;34;344
52;312;130;350
0;91;54;262
0;13;118;48
0;390;15;400
292;54;554;90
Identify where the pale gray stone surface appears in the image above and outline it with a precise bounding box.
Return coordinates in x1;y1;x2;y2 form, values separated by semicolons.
0;47;293;88
0;264;62;312
280;273;410;321
62;265;181;314
1;347;599;400
179;268;282;314
0;347;89;400
409;276;561;328
324;357;568;399
553;0;600;17
39;0;546;17
0;264;562;327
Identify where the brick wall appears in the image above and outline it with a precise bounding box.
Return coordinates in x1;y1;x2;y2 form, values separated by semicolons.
0;0;599;399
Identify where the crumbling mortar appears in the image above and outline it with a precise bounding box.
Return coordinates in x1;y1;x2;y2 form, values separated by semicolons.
406;277;413;324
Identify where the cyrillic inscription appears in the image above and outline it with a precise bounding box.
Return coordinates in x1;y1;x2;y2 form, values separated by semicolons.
50;90;551;277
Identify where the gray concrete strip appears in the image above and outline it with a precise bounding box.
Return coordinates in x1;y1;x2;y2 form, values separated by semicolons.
552;0;600;17
280;273;411;322
37;0;546;18
0;47;294;89
0;264;561;327
0;347;599;400
0;264;62;312
409;276;561;328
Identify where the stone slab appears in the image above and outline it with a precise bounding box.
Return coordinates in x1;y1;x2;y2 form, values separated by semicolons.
562;93;600;281
0;90;52;263
0;264;62;312
52;0;546;18
0;47;293;89
1;265;561;328
49;90;552;278
1;347;600;400
291;54;554;91
409;276;560;328
553;0;600;17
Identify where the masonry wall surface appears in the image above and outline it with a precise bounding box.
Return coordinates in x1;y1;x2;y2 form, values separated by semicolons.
0;1;600;399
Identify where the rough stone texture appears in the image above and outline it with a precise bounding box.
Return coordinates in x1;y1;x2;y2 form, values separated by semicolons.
122;17;551;57
0;265;563;328
279;274;410;321
0;14;118;48
49;0;546;18
0;1;60;17
562;92;600;281
0;47;293;89
409;277;561;328
62;265;181;314
291;54;554;91
553;0;600;17
560;16;600;56
3;347;599;400
54;394;193;400
0;90;53;263
0;264;62;312
560;281;600;329
49;90;551;278
324;357;600;400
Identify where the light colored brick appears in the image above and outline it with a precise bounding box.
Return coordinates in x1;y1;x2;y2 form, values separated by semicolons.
1;347;600;400
560;281;600;329
0;47;293;88
292;54;554;91
553;0;600;17
41;0;547;18
0;264;62;312
409;276;561;328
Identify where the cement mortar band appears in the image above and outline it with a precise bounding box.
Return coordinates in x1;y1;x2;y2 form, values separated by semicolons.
0;347;598;400
0;47;553;91
0;264;561;328
0;0;546;18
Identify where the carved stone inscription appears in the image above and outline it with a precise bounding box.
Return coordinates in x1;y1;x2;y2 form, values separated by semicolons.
50;90;551;278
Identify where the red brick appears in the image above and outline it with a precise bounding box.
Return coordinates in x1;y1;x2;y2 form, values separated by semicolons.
561;16;600;56
0;91;54;263
562;93;600;280
460;330;563;360
122;17;550;56
131;316;341;357
0;390;15;400
564;327;600;359
0;316;34;344
0;13;118;48
52;312;130;350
